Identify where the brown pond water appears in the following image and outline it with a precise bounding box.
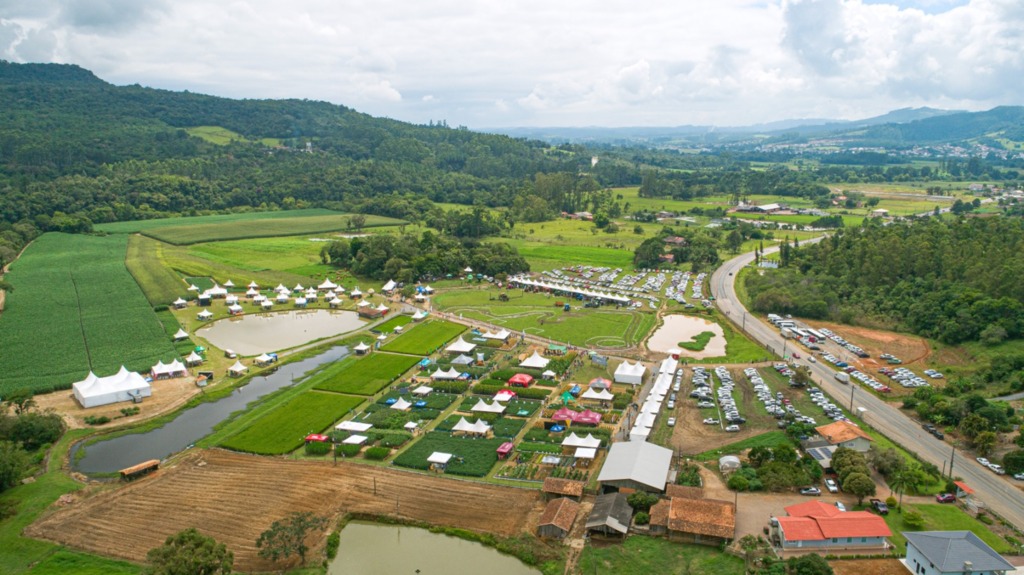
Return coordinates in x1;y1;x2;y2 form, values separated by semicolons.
195;309;366;355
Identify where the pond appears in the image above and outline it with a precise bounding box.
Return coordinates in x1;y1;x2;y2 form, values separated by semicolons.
328;521;540;575
647;314;727;359
72;345;349;474
195;309;366;355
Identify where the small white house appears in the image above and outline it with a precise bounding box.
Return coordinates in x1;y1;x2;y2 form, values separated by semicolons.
904;531;1015;575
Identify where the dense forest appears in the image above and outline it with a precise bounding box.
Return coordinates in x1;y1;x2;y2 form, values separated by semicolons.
745;217;1024;346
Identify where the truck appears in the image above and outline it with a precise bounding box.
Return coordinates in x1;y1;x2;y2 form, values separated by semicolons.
834;372;850;384
781;328;797;339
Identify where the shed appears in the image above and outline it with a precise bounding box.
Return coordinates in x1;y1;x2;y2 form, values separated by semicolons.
537;498;580;539
597;441;672;493
667;497;736;545
543;477;585;501
586;492;633;538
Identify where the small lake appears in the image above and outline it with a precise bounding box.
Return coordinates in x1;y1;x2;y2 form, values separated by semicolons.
647;314;727;358
195;309;366;355
72;346;349;474
328;521;540;575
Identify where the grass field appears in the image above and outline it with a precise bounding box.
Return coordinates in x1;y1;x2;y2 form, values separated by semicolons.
185;125;282;147
219;390;364;454
126;234;189;305
374;314;414;333
882;504;1011;554
95;208;341;234
0;233;179;395
182;235;335;278
694;430;792;460
392;432;504;477
143;213;406;245
577;535;744;575
312;353;419;396
381;320;465;355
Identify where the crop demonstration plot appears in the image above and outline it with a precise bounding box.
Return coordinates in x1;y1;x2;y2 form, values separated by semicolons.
393;432;504;477
380;320;465;355
219;391;364;454
373;314;414;333
311;353;419;396
0;233;178;395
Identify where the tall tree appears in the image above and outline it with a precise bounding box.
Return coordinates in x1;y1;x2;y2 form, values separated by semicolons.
256;512;329;566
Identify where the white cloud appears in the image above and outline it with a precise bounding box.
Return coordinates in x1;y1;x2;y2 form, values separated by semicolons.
1;0;1022;127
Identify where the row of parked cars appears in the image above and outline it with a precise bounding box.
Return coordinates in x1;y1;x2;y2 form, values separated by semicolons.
820;328;870;358
882;366;932;388
713;366;745;431
975;456;1024;480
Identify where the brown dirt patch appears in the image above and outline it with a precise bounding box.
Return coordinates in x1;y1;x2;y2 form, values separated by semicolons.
831;558;906;575
27;449;544;572
33;376;209;430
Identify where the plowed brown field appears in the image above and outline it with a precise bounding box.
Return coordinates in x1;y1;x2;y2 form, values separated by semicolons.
28;449;544;572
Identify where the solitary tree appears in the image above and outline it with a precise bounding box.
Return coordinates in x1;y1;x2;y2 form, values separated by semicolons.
256;512;328;566
787;553;834;575
843;472;876;505
144;528;233;575
3;389;36;415
974;431;998;457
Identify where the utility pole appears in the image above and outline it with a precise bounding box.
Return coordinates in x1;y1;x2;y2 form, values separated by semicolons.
949;444;956;480
849;384;856;411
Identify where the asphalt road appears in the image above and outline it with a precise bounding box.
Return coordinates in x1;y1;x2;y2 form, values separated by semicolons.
711;244;1024;531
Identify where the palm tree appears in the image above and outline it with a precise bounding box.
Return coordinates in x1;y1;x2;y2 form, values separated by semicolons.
888;466;911;511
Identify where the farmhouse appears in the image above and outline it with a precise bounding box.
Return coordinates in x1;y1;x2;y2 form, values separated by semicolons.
664;497;735;545
537;498;580;539
771;500;890;552
613;360;646;385
543;477;585;501
904;531;1014;575
586;492;632;538
814;420;873;452
73;366;152;408
597;440;673;493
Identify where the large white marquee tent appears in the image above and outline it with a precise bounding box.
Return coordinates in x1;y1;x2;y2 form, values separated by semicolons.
73;366;151;408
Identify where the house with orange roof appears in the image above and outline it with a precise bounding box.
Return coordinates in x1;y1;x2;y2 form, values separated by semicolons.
770;500;891;552
814;420;873;452
536;497;580;539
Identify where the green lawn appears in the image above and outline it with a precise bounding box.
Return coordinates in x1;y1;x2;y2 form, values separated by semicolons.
883;504;1012;554
182;235;335;278
219;391;364;454
95;208;341;234
26;551;141;575
381;320;465;356
694;431;792;460
374;314;414;333
576;535;744;575
0;233;179;395
125;234;190;306
312;353;419;396
185;125;281;147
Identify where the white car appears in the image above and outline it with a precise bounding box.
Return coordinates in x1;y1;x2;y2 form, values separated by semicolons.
667;417;676;427
808;356;817;363
977;457;991;467
988;464;1006;475
725;424;741;432
703;418;720;425
825;478;839;493
834;501;847;512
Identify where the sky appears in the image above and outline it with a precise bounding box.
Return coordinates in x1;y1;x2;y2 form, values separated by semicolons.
1;0;1022;128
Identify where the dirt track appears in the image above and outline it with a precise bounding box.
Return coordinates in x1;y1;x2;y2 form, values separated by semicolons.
28;449;544;572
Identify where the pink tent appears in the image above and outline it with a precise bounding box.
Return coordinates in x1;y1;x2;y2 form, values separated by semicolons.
551;407;578;423
575;409;602;426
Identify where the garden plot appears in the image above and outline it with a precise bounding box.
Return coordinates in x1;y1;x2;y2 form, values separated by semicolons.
219;391;364;454
393;432;505;477
312;353;419;396
380;320;465;355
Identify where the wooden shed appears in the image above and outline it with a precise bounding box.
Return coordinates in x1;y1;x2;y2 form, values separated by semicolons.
537;498;580;539
542;477;585;502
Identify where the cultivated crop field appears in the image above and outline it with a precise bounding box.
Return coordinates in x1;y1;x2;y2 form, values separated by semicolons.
311;352;418;396
95;208;342;234
392;432;504;477
27;449;543;573
125;234;187;305
373;314;413;333
145;213;405;245
380;320;464;355
219;391;364;454
0;233;179;395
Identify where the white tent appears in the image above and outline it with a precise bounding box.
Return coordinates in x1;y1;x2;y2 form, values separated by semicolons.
275;284;289;294
464;266;473;273
247;281;259;289
482;328;511;341
423;285;435;293
173;297;187;308
562;433;602;449
324;290;336;299
519;351;550;369
493;390;516;402
293;283;305;292
412;385;433;396
223;279;235;288
317;278;338;290
276;293;289;303
574;447;597;460
294;297;307;306
414;294;426;301
206;285;228;298
452;417;490;435
353;342;370;354
229;360;248;376
255;353;273;366
343;435;368;445
390;397;413;411
261;300;273;309
228;303;244;314
614;360;646;385
151;359;187;379
197;309;213;320
404;421;419;431
581;388;615;401
382;279;397;292
188;284;200;292
412;310;428;321
542;369;556;379
428;452;453;465
445;337;477;354
377;333;388;341
336;421;373;432
225;294;239;305
357;300;371;308
451;354;475;366
245;288;259;297
719;455;742;472
253;294;266;303
73;366;151;408
350;287;363;298
185;351;204;366
173;328;189;340
329;297;343;307
471;399;506;414
375;303;389;312
305;288;318;299
431;367;461;380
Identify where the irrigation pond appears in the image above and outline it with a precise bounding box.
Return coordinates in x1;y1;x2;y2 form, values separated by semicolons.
195;309;366;355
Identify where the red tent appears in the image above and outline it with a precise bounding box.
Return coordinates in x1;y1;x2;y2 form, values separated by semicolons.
305;434;329;443
496;442;515;460
508;373;534;387
589;377;612;390
575;409;602;426
551;407;578;423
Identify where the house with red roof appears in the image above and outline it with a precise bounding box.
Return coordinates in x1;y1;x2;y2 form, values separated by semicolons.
814;420;874;452
771;500;891;552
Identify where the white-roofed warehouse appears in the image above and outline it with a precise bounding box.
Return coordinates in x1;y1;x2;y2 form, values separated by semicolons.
596;440;673;493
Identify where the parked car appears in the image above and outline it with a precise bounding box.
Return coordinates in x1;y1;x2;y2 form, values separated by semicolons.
703;418;720;425
988;464;1006;475
834;501;847;512
824;478;839;493
1014;473;1024;481
799;487;822;496
932;430;945;440
976;457;991;467
935;493;956;503
869;498;889;515
667;417;676;427
808;356;817;363
725;424;741;432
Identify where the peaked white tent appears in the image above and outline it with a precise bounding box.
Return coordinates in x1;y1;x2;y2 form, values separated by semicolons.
318;278;338;290
382;279;397;292
228;360;248;376
343;435;368;445
172;297;187;309
206;285;228;298
228;303;244;314
482;328;511;341
350;287;363;298
223;279;235;288
329;297;343;308
412;310;428;321
431;367;461;380
225;294;239;305
375;303;389;312
253;294;266;303
445;337;476;354
471;399;506;414
247;281;259;289
353;342;371;354
412;385;433;396
275;284;289;294
294;297;307;306
293;283;305;292
493;390;517;402
276;293;289;303
614;360;646;385
261;300;273;309
245;288;259;297
464;266;473;273
390;397;413;411
451;354;475;366
581;388;615;401
197;309;213;320
255;353;273;366
335;420;373;432
542;369;556;379
188;284;200;292
73;366;151;408
173;328;189;340
151;359;187;379
185;351;204;366
519;351;550;369
357;300;371;308
562;433;602;449
452;417;490;435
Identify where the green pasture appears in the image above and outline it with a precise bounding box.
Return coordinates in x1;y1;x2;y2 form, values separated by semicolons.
380;320;465;355
219;390;364;454
183;235;333;278
694;431;792;460
374;314;414;333
143;213;405;245
125;233;188;305
185;125;282;146
577;536;744;575
312;352;418;396
392;432;504;477
883;504;1011;554
95;208;341;234
0;233;178;395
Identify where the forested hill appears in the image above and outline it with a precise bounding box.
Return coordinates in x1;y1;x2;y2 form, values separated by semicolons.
0;61;597;228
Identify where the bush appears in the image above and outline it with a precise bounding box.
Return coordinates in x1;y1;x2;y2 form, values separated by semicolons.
634;511;650;525
338;444;362;457
728;474;750;491
978;513;994;525
885;496;898;508
365;446;390;460
627;492;660;512
325;530;340;559
84;415;111;426
903;510;925;529
304;441;331;456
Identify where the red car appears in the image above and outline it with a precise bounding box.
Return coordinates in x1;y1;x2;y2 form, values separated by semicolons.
935;493;956;503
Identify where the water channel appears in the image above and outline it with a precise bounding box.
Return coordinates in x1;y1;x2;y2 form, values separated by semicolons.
328;521;540;575
72;345;349;474
195;309;366;355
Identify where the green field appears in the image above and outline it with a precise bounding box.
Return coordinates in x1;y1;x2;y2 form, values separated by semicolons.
312;353;419;396
374;314;414;333
380;320;465;355
95;208;341;233
144;213;406;245
392;431;504;477
0;233;179;395
219;390;364;454
185;125;282;147
577;535;744;575
125;234;189;305
883;504;1011;554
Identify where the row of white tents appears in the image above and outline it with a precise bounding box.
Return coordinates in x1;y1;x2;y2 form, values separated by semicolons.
629;356;677;442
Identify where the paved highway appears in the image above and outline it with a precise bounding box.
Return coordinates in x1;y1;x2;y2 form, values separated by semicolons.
711;244;1024;531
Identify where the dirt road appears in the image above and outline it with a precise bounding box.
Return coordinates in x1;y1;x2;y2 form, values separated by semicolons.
28;449;544;572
